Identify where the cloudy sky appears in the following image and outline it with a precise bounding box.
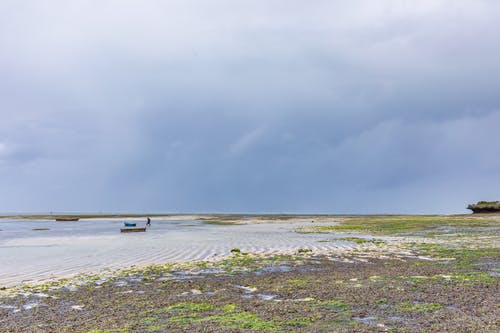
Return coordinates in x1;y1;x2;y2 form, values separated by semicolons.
1;1;500;214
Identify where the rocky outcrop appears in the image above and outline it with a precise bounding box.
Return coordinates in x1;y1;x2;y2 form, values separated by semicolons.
467;201;500;213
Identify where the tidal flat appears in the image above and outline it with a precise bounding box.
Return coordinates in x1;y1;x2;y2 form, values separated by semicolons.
0;214;499;332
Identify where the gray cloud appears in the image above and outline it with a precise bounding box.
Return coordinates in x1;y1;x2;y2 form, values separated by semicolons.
1;1;500;213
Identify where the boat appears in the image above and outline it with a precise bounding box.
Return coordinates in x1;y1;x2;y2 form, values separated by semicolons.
55;217;79;222
120;227;146;233
124;222;137;227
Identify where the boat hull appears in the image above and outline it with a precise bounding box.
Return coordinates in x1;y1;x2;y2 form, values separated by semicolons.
120;227;146;233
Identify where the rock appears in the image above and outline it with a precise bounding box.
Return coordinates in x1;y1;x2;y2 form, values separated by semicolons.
467;201;500;213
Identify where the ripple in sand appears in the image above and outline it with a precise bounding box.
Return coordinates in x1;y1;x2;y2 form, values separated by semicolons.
0;220;355;287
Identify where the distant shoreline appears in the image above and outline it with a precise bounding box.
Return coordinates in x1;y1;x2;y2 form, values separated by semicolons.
0;212;477;220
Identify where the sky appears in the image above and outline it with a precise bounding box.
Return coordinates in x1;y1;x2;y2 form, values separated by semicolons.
1;0;500;214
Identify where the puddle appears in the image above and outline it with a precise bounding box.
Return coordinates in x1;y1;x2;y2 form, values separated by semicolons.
329;258;356;263
94;277;110;285
156;277;170;281
388;316;404;322
178;289;216;297
63;285;79;292
22;302;39;310
116;290;134;294
198;268;225;274
235;285;257;293
293;297;315;302
113;281;128;287
0;304;18;310
171;271;208;281
353;316;378;326
257;294;276;301
255;265;291;275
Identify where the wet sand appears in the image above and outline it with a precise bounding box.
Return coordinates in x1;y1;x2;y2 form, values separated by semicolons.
0;214;498;332
0;216;361;287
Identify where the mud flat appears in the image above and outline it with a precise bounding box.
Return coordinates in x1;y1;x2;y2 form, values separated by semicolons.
0;214;499;332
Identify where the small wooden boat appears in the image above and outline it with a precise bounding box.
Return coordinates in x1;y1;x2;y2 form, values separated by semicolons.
120;227;146;233
124;222;137;227
56;218;79;222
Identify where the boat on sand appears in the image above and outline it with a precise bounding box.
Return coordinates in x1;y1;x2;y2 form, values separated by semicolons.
120;227;146;233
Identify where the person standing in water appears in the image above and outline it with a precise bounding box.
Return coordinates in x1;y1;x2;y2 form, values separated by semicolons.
146;217;151;227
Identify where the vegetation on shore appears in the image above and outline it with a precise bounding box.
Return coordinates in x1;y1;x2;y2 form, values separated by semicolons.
1;250;497;332
300;214;498;236
1;213;499;332
468;201;500;213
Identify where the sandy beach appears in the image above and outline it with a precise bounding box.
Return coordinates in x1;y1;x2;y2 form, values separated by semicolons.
0;216;362;287
0;214;499;332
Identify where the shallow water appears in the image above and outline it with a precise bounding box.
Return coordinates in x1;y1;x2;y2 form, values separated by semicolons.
0;218;353;287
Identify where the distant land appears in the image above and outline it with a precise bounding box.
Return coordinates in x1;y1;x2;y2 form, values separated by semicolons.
1;201;499;220
467;201;500;213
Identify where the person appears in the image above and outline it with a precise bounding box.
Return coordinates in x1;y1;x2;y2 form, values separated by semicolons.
146;217;151;227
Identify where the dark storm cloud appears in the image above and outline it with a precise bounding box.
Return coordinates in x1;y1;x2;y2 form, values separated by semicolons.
1;1;500;213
